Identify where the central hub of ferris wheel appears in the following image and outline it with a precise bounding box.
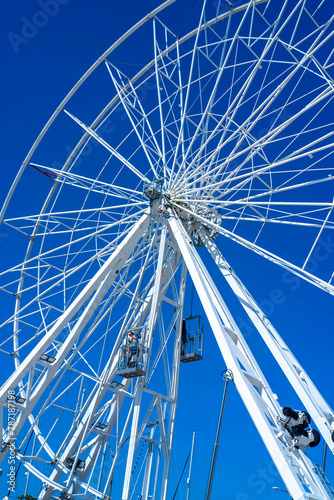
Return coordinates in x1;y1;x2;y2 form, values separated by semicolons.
179;206;222;247
143;177;222;247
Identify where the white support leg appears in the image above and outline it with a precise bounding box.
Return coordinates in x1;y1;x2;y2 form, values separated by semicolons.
122;378;146;500
160;260;187;500
200;229;334;453
168;214;330;500
120;237;186;500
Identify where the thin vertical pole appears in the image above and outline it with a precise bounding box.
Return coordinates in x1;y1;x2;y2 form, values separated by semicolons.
172;453;190;500
321;442;328;473
186;430;196;500
205;370;233;500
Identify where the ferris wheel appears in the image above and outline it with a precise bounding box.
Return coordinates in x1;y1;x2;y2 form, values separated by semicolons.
1;0;334;499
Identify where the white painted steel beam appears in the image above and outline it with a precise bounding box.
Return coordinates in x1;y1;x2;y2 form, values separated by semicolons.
200;229;334;453
173;203;334;296
64;110;149;183
160;260;187;500
168;213;330;500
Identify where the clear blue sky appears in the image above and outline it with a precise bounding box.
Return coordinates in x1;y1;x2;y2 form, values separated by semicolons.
1;1;334;499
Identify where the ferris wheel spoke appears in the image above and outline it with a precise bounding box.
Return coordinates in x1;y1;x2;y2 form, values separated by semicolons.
0;208;145;285
178;92;334;200
64;110;149;183
217;172;334;208
3;218;145;240
221;200;334;208
178;129;334;201
218;227;334;294
172;202;334;294
204;65;316;184
213;215;334;230
176;32;334;194
172;194;334;233
172;194;334;229
30;162;144;202
142;49;182;182
3;204;146;233
171;1;256;189
167;0;208;188
127;76;165;164
223;206;334;230
152;18;168;176
105;63;162;179
302;203;334;270
173;1;297;188
203;154;334;209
